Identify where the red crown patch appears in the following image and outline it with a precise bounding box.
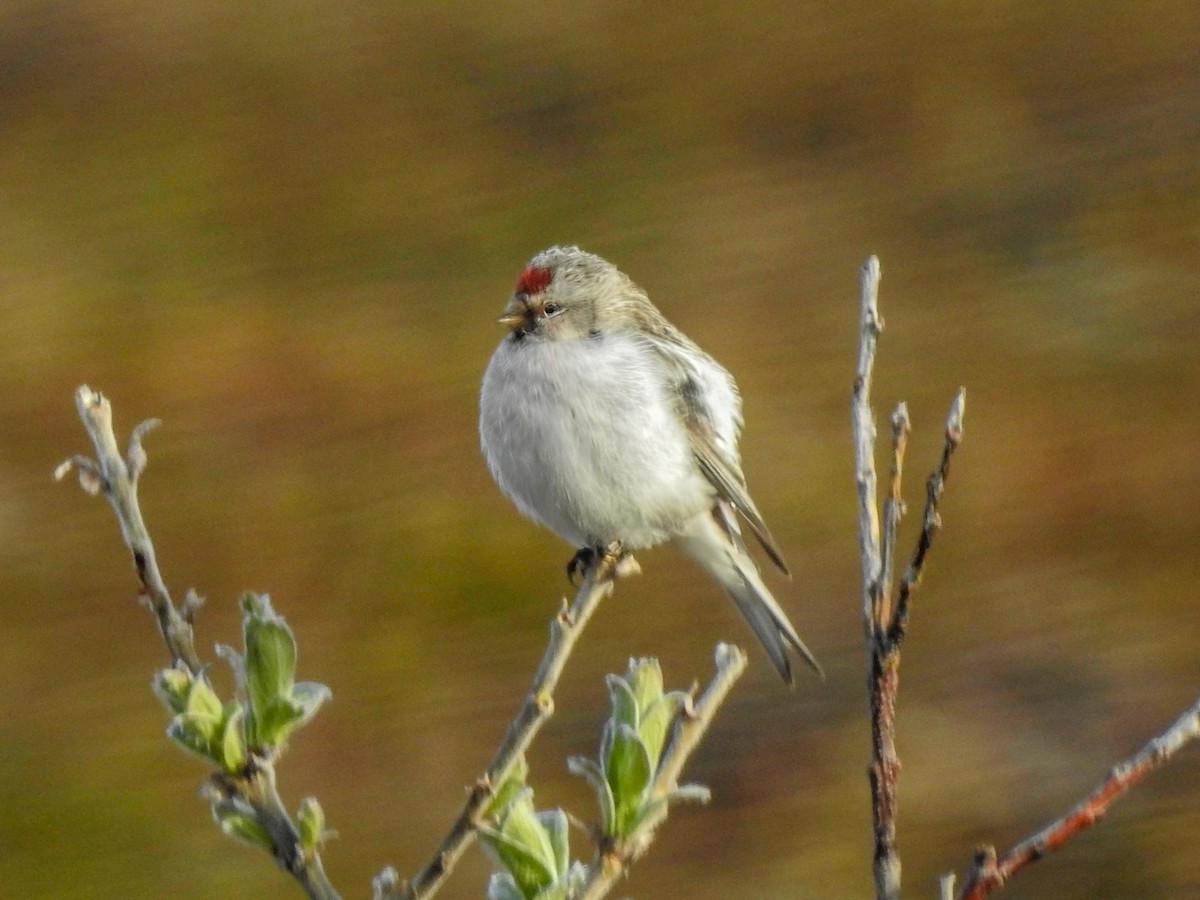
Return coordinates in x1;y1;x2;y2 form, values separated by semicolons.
515;266;552;296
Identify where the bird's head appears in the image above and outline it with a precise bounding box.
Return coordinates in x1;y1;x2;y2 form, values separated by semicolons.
499;246;633;342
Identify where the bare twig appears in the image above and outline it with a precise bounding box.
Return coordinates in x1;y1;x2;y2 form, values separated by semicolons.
56;385;203;674
851;260;966;900
853;256;885;636
58;386;340;900
951;691;1200;899
887;390;965;648
878;403;911;636
383;546;635;900
574;643;749;900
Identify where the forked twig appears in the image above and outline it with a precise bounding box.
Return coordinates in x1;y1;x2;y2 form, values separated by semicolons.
852;258;966;900
378;547;636;899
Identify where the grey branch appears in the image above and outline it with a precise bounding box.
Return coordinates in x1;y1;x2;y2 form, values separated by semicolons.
851;260;966;900
56;386;202;674
852;255;884;635
58;386;340;900
381;546;636;900
574;642;749;900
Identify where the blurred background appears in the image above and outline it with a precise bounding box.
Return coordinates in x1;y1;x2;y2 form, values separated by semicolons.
3;1;1199;897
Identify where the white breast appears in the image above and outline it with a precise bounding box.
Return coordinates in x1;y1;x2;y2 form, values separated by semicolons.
479;332;715;549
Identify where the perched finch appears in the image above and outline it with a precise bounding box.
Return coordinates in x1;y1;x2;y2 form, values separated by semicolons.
479;246;821;682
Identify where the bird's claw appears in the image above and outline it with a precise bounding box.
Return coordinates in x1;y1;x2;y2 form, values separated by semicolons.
566;547;598;585
567;542;636;584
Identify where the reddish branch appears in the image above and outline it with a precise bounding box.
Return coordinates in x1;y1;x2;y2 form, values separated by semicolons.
954;691;1200;899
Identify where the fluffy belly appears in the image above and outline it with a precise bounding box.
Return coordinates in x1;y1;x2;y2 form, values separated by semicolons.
481;336;713;549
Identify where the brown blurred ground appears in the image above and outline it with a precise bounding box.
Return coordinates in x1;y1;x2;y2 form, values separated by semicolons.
3;2;1199;897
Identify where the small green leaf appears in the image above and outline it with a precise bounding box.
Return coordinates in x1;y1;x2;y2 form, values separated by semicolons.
185;677;224;724
185;706;225;746
242;595;297;746
485;755;530;820
218;704;247;773
291;681;332;726
636;690;686;766
215;643;244;680
605;723;652;838
629;783;713;838
479;820;556;899
266;697;307;745
567;756;616;836
498;792;556;878
166;716;216;762
297;797;326;850
626;658;663;715
605;674;638;731
536;808;570;880
152;667;192;714
212;804;273;851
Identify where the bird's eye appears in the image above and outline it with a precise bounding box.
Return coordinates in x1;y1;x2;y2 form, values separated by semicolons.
543;302;563;317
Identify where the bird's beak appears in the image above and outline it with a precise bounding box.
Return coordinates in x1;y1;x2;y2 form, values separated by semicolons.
498;296;530;329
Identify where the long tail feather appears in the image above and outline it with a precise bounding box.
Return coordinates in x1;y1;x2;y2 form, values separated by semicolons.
675;507;823;684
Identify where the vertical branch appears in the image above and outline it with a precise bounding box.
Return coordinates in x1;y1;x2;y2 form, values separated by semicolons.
851;260;965;900
853;256;885;639
868;405;910;900
878;404;911;633
853;257;904;900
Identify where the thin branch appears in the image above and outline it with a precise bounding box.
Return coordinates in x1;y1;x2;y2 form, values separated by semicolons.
878;403;911;636
866;415;908;900
383;546;635;900
58;386;340;900
57;385;203;674
853;255;885;637
887;389;965;648
952;691;1200;899
574;643;749;900
852;260;966;900
852;257;902;900
206;764;340;900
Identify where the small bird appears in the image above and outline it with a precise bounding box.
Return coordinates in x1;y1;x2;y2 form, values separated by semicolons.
479;246;822;683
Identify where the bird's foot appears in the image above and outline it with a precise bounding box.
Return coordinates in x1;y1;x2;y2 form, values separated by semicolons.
566;546;598;585
566;542;639;584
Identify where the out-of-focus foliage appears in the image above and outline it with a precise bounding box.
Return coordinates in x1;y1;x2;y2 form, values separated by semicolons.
3;2;1199;897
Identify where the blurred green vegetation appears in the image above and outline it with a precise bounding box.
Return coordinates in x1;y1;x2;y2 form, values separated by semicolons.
3;1;1199;897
